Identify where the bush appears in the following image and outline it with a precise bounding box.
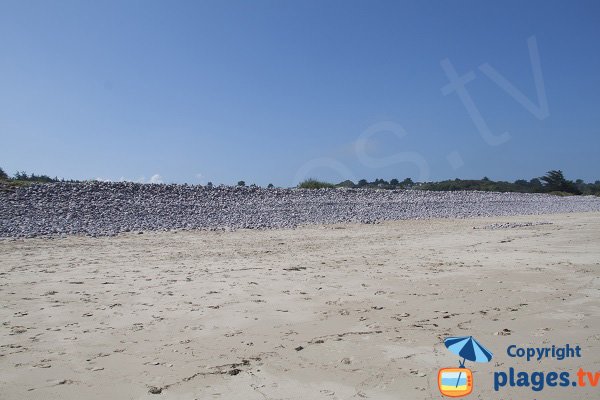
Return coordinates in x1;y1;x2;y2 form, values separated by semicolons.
0;167;8;180
337;180;355;188
401;178;414;186
237;180;246;187
298;178;335;189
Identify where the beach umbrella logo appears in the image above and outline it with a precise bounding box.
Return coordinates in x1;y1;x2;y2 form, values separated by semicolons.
438;336;493;397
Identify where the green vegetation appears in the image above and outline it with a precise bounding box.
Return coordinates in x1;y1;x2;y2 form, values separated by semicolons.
1;166;598;196
298;177;414;190
419;179;533;193
13;171;59;183
417;170;599;195
299;170;599;195
0;168;77;189
333;177;415;190
539;170;580;194
297;178;335;189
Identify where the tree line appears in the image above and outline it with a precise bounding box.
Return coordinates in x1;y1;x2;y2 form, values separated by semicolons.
303;170;599;195
0;168;78;184
0;168;60;183
417;170;598;195
2;166;599;195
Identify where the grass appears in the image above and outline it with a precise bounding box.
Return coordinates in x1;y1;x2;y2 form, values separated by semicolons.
547;191;577;197
0;179;34;193
0;179;36;188
297;178;335;189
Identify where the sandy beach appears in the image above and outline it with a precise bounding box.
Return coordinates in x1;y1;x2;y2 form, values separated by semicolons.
1;212;599;399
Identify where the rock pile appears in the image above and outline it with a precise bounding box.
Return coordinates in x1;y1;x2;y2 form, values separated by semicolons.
475;222;553;230
1;182;600;238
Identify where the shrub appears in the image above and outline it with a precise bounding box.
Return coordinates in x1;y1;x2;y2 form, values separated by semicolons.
401;178;414;186
298;178;335;189
337;180;355;188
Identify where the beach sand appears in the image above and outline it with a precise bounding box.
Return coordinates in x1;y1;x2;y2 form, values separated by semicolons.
1;212;599;399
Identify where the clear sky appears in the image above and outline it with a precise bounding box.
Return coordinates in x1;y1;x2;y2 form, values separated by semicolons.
1;0;599;186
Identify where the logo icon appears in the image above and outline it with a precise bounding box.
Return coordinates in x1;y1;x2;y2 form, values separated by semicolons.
438;367;473;397
438;336;493;397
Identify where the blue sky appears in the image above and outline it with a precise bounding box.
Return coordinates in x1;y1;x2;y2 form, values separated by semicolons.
1;0;599;186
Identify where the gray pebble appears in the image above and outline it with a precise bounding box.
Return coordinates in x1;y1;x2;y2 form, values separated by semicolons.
1;182;599;238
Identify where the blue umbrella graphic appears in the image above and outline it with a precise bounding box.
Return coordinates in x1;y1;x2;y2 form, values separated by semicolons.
444;336;493;387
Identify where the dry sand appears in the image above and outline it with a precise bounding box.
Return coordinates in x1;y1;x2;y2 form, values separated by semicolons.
1;212;599;399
